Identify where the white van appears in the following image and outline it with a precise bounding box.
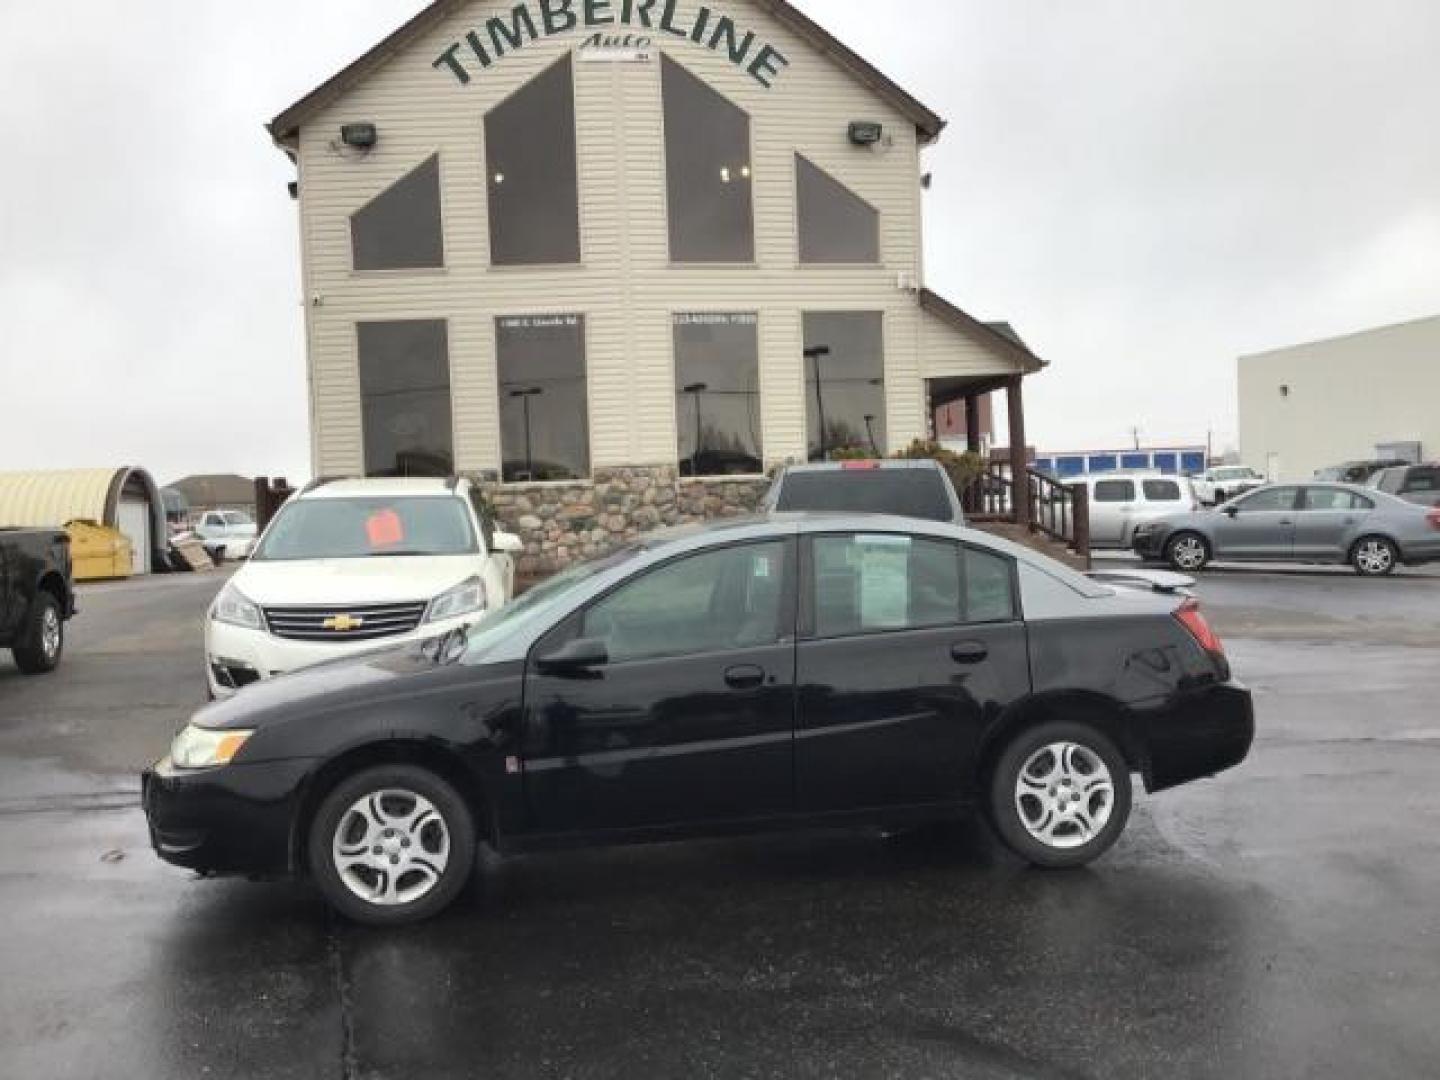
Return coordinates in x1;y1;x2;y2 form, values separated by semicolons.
1068;472;1199;549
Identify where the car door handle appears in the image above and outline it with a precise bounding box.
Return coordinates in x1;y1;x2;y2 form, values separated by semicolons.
950;641;989;665
724;665;767;690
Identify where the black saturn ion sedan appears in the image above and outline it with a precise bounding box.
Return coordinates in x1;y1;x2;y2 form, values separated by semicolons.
144;514;1253;925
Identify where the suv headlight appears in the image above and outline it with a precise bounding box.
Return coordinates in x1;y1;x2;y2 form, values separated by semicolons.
424;576;487;624
211;583;265;631
171;724;254;769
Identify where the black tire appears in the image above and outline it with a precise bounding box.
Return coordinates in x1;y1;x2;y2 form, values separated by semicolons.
1212;488;1227;505
1351;535;1398;577
12;592;63;674
308;764;475;926
1165;531;1211;573
989;721;1132;869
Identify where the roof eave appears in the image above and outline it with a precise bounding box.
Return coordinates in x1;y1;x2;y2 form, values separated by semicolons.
919;288;1046;374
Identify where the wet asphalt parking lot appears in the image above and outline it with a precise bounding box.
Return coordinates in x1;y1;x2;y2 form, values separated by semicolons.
1;562;1438;1079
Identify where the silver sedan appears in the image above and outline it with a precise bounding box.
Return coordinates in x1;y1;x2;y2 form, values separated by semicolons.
1132;483;1440;576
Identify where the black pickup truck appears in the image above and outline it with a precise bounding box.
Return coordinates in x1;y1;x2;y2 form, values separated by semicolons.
0;528;76;673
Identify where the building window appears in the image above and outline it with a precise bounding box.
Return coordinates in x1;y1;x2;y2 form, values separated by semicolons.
496;315;589;482
485;56;580;266
357;321;454;477
661;55;754;263
803;312;886;461
796;155;879;264
674;313;763;477
350;155;445;271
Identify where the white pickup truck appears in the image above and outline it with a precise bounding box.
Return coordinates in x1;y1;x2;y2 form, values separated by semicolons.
1190;466;1266;507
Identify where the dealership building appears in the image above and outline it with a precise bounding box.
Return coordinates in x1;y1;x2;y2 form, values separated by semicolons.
269;0;1044;570
1239;315;1439;482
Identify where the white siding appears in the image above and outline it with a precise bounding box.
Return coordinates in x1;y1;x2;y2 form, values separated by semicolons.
292;0;1018;475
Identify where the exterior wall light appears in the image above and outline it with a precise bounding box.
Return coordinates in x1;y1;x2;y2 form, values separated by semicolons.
340;122;378;150
849;121;884;146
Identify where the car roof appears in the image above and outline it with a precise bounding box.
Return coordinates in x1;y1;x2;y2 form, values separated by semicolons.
777;460;942;474
299;477;460;500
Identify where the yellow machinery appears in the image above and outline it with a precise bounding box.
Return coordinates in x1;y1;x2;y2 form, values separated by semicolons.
66;520;133;581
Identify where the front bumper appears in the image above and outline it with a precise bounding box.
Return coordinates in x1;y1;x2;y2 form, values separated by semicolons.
1131;526;1171;560
205;610;485;699
1141;681;1255;792
142;755;315;876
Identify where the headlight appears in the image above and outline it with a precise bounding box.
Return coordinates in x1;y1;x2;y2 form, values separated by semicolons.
212;583;265;631
170;724;254;769
424;576;487;624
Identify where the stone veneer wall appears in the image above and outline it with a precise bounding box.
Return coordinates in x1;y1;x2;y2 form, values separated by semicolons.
479;466;769;577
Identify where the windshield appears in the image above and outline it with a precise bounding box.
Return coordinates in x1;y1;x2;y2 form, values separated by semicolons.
776;470;953;522
463;544;641;661
1216;467;1255;480
253;497;476;561
222;512;253;526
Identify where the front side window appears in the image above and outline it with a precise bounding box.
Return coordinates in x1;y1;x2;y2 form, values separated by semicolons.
1238;487;1299;512
485;56;580;265
496;315;589;482
581;541;786;663
674;313;762;476
796;155;879;263
358;320;454;477
803;312;885;460
810;534;962;639
1093;480;1136;503
253;497;476;561
350;155;444;271
662;55;754;262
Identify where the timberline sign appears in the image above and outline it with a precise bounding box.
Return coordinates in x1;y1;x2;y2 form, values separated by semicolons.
434;0;790;88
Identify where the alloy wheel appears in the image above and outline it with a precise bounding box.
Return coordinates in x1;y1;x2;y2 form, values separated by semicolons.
1170;535;1207;571
1013;742;1115;850
41;608;61;660
1355;539;1395;575
331;789;451;907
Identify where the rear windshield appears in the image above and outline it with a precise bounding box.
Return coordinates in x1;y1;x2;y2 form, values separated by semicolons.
253;497;476;561
776;469;953;522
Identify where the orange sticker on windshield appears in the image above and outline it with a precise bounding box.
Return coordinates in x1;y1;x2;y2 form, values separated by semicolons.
365;508;405;549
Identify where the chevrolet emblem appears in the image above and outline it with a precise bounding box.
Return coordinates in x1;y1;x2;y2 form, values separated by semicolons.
323;614;365;632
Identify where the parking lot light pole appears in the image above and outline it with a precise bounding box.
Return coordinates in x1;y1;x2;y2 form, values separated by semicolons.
509;387;543;481
804;345;831;460
682;382;708;476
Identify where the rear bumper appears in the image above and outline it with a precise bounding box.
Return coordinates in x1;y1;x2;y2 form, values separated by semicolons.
1140;681;1255;793
142;756;314;876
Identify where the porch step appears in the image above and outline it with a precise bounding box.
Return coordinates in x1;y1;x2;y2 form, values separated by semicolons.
972;521;1091;571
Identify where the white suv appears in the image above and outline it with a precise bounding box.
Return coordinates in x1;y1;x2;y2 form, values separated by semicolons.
1191;466;1266;506
1067;472;1199;549
205;477;522;699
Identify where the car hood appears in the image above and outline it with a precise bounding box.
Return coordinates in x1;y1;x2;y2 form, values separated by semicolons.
229;555;481;606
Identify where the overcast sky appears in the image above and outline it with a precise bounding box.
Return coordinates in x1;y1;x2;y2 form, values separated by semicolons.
1;0;1436;483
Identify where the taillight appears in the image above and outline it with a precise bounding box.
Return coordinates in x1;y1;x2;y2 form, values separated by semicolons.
1175;597;1225;657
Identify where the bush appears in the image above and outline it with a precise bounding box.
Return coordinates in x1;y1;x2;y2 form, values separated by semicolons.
892;439;987;494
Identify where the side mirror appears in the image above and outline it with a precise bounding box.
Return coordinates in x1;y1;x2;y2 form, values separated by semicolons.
537;637;609;676
1223;505;1240;518
493;530;524;555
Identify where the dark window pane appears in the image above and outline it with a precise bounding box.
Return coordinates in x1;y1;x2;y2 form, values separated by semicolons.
811;534;960;638
1406;468;1440;492
662;55;754;262
358;320;453;477
965;547;1017;623
485;56;580;265
776;470;951;521
497;314;589;482
796;155;879;263
1143;480;1183;501
674;313;762;476
803;312;885;460
351;155;444;271
582;541;785;662
1093;480;1136;503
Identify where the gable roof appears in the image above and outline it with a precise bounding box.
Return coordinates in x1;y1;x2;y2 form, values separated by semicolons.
920;289;1045;373
267;0;945;148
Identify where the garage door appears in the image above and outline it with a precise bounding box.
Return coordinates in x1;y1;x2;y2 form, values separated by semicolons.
117;499;151;575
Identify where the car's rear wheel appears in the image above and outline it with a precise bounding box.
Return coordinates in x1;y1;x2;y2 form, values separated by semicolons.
308;765;475;925
1165;531;1210;572
13;592;63;674
1351;536;1398;577
989;721;1132;868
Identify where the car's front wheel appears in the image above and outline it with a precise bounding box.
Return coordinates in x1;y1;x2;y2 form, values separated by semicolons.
308;765;475;925
989;722;1132;868
1165;531;1210;572
1351;536;1398;577
12;592;63;674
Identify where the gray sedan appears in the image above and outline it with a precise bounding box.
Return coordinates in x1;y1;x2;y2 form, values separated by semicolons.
1132;483;1440;576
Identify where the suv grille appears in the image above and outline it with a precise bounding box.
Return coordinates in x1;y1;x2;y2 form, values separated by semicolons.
263;601;428;643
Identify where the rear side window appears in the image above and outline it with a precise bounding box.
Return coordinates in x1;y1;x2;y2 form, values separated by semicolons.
777;470;952;522
1093;480;1135;503
1404;468;1440;492
964;546;1017;623
1142;480;1183;502
1303;488;1373;511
